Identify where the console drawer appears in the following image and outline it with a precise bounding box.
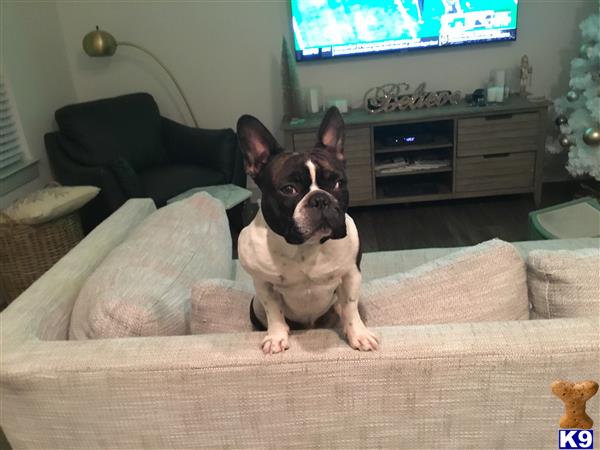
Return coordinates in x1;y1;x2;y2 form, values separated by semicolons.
455;152;535;192
457;112;539;157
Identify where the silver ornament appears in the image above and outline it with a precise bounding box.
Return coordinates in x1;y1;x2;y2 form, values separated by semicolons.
579;43;591;58
566;91;579;102
582;127;600;147
558;134;572;148
555;115;568;126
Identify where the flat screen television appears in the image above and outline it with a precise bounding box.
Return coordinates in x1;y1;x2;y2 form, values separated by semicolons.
291;0;519;61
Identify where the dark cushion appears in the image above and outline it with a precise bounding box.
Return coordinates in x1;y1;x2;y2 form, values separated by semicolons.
55;93;168;171
109;157;144;197
139;164;226;207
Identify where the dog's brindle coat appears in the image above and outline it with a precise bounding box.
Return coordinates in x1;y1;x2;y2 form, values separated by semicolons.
237;107;379;354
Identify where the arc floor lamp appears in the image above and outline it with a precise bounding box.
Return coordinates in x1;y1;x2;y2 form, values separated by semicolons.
82;26;199;127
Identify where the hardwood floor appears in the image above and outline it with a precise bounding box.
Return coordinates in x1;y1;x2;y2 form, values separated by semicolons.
349;181;580;253
236;181;582;256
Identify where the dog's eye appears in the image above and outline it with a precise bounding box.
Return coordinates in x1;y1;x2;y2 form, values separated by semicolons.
334;179;344;190
280;185;298;196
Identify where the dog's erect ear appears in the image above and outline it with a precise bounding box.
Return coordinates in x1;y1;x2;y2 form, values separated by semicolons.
317;106;344;161
237;115;283;179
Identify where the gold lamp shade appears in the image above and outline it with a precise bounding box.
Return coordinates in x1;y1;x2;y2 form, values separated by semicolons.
82;26;117;57
81;26;199;127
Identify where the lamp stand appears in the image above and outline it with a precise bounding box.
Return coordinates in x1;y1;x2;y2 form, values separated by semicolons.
118;41;198;127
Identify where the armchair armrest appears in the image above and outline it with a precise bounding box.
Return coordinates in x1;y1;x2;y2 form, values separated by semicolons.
45;133;144;231
161;117;244;185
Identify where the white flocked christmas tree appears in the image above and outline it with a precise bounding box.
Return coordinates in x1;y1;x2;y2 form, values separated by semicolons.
546;11;600;180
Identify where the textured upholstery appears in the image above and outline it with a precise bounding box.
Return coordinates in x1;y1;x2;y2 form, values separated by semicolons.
361;239;529;326
0;199;598;449
69;193;232;339
191;240;529;333
528;248;600;319
191;279;255;334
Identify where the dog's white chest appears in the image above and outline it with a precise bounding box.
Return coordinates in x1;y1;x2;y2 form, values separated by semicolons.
238;210;359;324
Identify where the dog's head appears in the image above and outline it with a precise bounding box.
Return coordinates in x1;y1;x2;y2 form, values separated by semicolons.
237;107;348;245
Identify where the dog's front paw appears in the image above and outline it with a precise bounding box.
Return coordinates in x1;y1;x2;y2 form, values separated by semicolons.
262;329;290;355
345;323;379;351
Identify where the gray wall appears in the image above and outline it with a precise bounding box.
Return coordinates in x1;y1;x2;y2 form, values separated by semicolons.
0;1;77;208
57;0;596;138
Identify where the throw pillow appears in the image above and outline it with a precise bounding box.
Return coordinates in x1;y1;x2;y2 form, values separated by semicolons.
0;185;99;225
190;239;528;335
527;248;600;319
69;192;233;339
191;279;255;334
361;239;529;326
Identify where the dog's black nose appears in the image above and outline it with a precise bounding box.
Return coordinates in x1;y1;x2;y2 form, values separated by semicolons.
308;192;330;209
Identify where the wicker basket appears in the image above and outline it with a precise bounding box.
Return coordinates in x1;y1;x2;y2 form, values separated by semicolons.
0;211;83;304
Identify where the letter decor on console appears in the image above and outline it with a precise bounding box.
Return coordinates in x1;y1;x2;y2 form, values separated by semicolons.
363;82;462;114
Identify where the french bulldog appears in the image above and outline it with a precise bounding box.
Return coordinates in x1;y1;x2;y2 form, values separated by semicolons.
236;107;379;354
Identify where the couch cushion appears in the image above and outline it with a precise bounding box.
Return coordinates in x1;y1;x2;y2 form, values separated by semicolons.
361;239;529;327
191;279;255;334
528;248;600;319
194;239;528;334
69;193;233;339
140;164;226;207
55;93;167;170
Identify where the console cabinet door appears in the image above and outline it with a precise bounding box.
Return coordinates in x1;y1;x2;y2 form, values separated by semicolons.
292;128;373;203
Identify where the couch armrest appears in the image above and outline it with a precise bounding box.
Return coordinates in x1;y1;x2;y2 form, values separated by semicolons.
160;117;244;185
46;133;147;231
1;316;597;449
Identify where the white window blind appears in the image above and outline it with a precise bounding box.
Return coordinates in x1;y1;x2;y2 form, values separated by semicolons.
0;77;24;171
0;72;38;196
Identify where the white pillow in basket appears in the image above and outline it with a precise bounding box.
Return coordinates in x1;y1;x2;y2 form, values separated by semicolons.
0;186;99;224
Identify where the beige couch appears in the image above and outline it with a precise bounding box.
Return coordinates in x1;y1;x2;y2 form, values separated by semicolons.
1;198;598;449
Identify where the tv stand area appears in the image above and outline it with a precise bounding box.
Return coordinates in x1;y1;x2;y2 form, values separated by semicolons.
282;96;549;207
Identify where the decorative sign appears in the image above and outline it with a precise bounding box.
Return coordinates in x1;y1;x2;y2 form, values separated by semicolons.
363;82;462;114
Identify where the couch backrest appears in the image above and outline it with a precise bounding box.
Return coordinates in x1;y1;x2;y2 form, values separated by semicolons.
55;93;168;171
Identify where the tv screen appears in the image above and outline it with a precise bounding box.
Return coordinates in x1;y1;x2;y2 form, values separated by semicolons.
292;0;519;61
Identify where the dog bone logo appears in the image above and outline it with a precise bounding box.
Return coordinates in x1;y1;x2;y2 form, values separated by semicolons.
551;379;599;429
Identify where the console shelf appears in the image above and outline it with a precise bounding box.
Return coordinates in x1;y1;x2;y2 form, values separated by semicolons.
283;96;549;207
375;166;452;178
374;140;453;154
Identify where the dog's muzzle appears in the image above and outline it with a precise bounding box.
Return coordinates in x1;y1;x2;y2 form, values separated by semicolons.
290;191;347;244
